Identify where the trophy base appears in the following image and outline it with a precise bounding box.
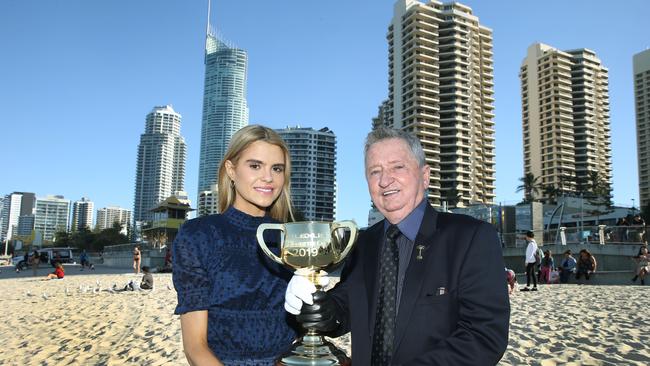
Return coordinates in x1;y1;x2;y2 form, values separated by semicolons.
275;335;351;366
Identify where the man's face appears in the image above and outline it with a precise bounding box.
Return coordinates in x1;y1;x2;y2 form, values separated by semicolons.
365;138;429;224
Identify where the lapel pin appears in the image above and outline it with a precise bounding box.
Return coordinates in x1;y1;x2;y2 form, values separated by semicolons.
416;245;425;260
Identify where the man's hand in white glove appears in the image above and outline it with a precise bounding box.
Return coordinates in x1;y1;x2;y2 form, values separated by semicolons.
284;271;329;315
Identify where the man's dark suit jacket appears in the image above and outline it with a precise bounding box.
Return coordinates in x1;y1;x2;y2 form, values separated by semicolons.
330;204;510;365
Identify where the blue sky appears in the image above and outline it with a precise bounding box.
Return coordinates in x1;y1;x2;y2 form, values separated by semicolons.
1;0;648;226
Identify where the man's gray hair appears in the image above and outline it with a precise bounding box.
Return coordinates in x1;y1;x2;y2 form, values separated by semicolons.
364;127;426;168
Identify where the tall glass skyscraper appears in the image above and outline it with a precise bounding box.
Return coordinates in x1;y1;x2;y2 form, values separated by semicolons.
133;105;186;223
197;6;249;211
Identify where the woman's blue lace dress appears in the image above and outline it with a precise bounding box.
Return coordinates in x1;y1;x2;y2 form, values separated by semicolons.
173;206;297;365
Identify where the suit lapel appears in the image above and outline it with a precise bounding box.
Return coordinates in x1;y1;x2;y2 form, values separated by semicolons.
393;204;440;351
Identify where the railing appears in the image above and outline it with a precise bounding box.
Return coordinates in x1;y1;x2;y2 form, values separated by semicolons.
500;225;646;248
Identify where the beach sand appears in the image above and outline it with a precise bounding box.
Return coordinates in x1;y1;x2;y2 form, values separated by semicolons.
0;265;648;365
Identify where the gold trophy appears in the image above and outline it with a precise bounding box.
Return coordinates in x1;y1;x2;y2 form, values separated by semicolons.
257;221;358;366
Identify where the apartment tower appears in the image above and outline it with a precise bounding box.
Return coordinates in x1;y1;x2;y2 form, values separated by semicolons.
34;195;70;243
383;0;495;208
520;43;612;201
133;105;187;223
96;206;132;235
197;184;219;217
71;197;94;231
197;0;249;214
277;126;337;221
1;192;36;242
634;49;650;209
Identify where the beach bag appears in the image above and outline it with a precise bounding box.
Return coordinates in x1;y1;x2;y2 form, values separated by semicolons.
549;270;560;284
534;248;543;265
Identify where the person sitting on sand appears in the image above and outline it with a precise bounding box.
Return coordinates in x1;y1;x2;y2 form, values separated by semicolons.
44;262;64;280
558;250;577;284
575;249;597;280
113;266;154;291
505;267;518;295
632;246;650;285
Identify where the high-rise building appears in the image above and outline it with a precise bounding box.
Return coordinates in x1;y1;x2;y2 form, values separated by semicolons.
1;192;35;242
16;215;35;237
520;43;612;201
96;206;132;235
383;0;495;208
198;184;219;216
197;3;249;205
634;49;650;209
277;126;337;221
133;105;187;223
71;197;94;231
34;195;70;243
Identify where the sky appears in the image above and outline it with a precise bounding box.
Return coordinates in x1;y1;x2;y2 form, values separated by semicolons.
1;0;648;227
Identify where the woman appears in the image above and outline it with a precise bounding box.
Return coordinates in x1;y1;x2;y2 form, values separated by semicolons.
632;246;650;285
539;250;555;284
133;246;141;275
44;262;64;280
172;125;298;365
575;249;597;280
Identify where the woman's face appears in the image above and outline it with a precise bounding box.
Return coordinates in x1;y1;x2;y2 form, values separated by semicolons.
226;141;286;217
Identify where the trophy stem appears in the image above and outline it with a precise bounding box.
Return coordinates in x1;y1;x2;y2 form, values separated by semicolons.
275;332;351;366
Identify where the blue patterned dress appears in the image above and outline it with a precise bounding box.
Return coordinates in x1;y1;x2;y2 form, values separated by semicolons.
173;206;297;365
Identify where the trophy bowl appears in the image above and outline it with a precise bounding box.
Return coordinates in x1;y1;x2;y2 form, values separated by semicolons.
257;220;358;366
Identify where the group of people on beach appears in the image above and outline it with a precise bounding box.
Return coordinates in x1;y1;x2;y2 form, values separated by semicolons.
519;230;598;292
171;125;510;365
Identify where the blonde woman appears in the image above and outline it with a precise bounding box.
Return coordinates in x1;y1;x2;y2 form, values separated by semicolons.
172;125;298;365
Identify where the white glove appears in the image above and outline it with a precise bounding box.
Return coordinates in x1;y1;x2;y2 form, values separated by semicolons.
284;271;330;315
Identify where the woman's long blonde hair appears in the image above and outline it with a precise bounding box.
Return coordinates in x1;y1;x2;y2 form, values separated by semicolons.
217;125;294;222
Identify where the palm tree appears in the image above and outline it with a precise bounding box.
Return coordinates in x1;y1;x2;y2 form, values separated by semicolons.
543;184;561;204
516;173;541;203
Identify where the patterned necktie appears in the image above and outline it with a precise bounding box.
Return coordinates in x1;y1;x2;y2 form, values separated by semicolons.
371;224;401;365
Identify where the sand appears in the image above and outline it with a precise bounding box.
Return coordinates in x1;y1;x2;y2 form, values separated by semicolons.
0;265;648;365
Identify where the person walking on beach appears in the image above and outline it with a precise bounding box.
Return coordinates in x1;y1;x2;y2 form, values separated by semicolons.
172;125;299;365
132;246;141;275
30;250;40;276
285;127;510;365
558;250;577;283
79;250;90;271
632;246;650;285
522;231;539;291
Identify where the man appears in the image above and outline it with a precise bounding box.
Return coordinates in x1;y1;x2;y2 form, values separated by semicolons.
558;249;576;284
285;127;510;365
521;230;538;291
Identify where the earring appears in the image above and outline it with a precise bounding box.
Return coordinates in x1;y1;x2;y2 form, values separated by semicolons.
230;180;235;188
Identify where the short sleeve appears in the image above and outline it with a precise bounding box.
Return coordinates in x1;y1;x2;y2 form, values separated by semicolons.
172;220;212;314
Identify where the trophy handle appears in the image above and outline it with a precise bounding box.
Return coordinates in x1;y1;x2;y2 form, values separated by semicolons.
331;220;358;265
256;223;285;265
